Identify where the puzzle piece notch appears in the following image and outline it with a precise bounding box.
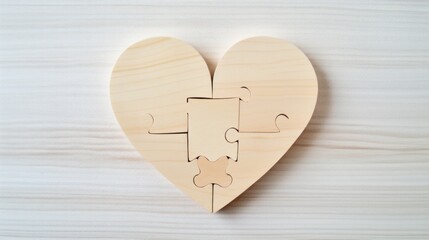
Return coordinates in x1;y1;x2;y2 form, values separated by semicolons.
187;98;240;162
117;112;156;134
193;156;233;188
237;86;251;102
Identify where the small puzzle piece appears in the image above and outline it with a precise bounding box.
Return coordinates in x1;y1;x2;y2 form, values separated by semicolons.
213;37;317;132
187;98;239;161
194;156;232;188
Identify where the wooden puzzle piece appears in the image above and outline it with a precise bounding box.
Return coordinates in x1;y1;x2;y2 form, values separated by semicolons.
194;156;233;188
214;114;298;212
213;37;318;132
112;112;213;211
111;37;212;134
187;98;239;161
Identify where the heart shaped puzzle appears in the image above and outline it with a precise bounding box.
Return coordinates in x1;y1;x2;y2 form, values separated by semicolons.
110;37;318;212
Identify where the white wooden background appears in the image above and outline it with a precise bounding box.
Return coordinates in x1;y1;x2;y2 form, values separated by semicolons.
1;0;429;239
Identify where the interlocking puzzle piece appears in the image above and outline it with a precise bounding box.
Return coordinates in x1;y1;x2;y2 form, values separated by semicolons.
213;37;317;132
194;156;233;188
116;113;213;211
187;98;239;161
111;37;212;134
214;115;295;212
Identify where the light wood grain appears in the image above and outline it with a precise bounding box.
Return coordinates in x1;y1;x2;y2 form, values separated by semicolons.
110;36;317;213
194;156;232;188
188;97;239;162
110;37;215;212
211;37;318;212
1;0;429;239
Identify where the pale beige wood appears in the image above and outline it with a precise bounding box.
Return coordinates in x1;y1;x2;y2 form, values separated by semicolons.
188;98;239;161
213;37;318;132
215;115;291;211
194;156;232;188
111;37;212;133
210;37;318;211
110;38;213;211
3;1;429;237
110;36;317;213
115;113;213;211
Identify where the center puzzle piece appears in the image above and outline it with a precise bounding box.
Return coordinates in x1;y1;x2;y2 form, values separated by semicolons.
187;98;239;161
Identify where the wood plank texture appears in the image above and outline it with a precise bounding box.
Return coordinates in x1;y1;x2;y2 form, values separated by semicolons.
1;0;429;239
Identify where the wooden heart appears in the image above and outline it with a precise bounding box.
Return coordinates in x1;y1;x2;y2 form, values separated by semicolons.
110;37;318;212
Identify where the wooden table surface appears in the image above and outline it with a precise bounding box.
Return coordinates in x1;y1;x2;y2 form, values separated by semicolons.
1;1;429;239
